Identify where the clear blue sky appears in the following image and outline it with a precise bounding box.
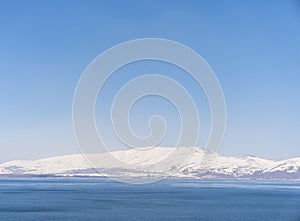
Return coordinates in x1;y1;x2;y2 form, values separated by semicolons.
0;0;300;162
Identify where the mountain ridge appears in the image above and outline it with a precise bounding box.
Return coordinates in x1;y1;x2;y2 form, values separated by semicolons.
1;147;300;180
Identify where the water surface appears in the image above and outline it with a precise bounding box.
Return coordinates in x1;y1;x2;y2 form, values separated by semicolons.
0;178;299;221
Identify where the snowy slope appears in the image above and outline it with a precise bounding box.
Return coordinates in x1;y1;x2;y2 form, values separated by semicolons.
0;147;300;180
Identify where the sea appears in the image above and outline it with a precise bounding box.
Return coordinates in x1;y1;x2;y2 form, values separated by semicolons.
0;178;299;221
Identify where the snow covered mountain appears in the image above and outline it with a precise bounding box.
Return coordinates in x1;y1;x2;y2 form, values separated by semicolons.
1;147;300;180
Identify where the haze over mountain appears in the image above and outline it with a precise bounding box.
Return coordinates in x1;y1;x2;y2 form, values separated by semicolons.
1;147;300;180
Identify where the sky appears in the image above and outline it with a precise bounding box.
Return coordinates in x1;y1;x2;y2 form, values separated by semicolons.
0;0;300;162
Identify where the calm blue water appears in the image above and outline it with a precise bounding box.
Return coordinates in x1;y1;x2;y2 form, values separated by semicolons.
0;178;300;221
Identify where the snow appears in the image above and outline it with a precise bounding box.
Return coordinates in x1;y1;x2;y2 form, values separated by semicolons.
0;147;299;180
